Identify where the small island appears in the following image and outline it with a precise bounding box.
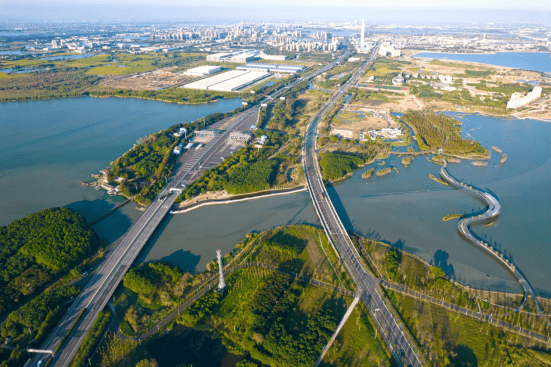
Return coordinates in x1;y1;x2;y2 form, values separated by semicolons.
362;168;375;179
442;214;465;221
401;156;413;166
430;174;449;185
376;167;392;176
501;153;508;164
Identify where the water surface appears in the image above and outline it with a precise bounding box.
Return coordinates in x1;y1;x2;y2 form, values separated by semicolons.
0;96;243;226
413;52;551;73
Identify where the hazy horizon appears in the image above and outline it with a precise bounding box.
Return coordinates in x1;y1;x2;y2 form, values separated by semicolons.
1;4;551;25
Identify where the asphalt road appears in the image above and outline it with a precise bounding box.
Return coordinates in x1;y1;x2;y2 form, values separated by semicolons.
31;107;261;367
31;45;350;367
301;47;426;367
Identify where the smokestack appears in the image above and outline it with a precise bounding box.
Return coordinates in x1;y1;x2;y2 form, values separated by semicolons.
361;19;365;49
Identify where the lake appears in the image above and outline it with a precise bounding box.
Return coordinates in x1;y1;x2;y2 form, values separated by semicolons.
0;96;244;226
3;96;551;296
141;113;551;296
413;52;551;73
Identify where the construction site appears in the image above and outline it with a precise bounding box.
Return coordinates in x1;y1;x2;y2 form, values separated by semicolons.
100;66;199;90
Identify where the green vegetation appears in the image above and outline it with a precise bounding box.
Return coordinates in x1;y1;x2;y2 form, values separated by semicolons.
224;160;280;194
109;125;181;205
89;86;240;104
442;214;464;221
109;107;247;205
96;333;152;367
175;129;297;202
1;285;80;349
0;208;99;315
319;303;392;367
362;168;375;179
401;111;488;157
265;80;310;131
376;167;392;176
319;153;365;181
0;70;101;101
401;156;413;166
70;311;112;367
317;73;352;90
364;57;411;84
0;52;206;102
430;174;449;185
117;262;192;335
348;87;401;104
387;292;551;366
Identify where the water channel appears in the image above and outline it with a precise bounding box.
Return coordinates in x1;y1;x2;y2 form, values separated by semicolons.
2;96;551;296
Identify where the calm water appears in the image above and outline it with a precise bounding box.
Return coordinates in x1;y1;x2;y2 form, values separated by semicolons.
330;113;551;295
413;52;551;73
0;96;243;226
142;113;551;296
42;52;103;60
138;192;319;272
3;96;551;296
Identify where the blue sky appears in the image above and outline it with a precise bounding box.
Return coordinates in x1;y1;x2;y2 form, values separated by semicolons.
2;1;551;23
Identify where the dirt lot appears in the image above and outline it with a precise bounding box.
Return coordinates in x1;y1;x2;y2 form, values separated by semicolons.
329;107;402;139
100;66;198;90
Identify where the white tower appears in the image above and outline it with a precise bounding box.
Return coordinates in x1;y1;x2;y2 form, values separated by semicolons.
217;250;226;291
360;19;365;49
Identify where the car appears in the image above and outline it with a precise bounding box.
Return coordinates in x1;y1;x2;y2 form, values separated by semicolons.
158;194;168;202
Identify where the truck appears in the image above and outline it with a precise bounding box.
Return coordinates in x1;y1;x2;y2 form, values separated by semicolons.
195;144;203;151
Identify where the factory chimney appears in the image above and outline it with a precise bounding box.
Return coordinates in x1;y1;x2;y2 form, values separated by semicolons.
361;19;365;49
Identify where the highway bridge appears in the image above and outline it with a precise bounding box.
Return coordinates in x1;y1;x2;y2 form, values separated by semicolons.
31;107;261;367
31;46;350;367
301;48;426;367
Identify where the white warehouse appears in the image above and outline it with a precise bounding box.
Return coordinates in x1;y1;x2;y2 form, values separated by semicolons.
183;70;271;92
183;65;221;76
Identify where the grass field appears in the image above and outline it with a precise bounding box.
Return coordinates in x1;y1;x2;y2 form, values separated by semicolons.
387;292;551;366
320;302;393;367
87;64;156;75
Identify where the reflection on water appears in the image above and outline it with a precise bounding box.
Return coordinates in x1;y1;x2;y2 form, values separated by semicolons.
138;192;319;273
140;113;551;295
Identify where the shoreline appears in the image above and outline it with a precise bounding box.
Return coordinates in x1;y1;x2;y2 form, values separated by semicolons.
170;186;306;214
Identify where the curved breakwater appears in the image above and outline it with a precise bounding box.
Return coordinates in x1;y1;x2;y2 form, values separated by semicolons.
439;158;550;326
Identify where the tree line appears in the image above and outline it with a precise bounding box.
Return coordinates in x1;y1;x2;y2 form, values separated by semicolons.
0;208;99;316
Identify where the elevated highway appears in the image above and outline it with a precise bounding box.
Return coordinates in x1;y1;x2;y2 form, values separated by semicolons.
302;48;426;367
31;46;351;367
31;107;260;367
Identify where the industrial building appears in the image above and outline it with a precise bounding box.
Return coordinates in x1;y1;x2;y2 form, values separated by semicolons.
507;87;542;109
183;65;221;76
228;131;253;142
183;70;271;92
206;50;259;63
379;44;401;57
236;63;304;74
259;53;287;61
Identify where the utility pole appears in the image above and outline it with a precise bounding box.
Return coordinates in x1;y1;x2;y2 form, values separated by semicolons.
217;250;226;292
